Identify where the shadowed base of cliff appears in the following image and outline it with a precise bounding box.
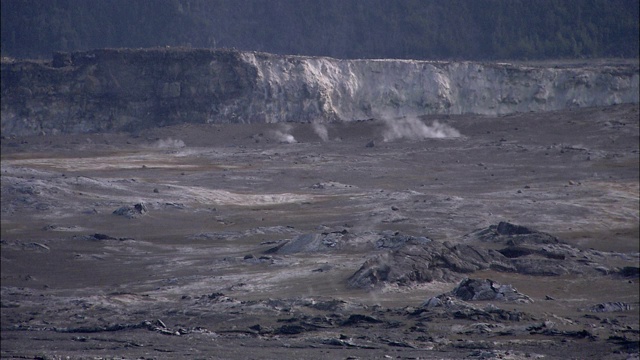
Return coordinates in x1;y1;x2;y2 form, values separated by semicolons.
1;104;639;359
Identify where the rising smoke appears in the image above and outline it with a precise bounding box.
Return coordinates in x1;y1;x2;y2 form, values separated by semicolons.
271;124;297;143
312;123;329;142
154;138;186;148
382;117;461;141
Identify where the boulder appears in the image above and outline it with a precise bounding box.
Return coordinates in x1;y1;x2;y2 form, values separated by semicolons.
112;203;148;218
588;302;633;313
450;278;532;303
419;294;532;321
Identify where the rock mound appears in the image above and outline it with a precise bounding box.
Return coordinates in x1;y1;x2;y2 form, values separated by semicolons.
465;221;561;245
347;238;512;289
449;278;532;303
348;224;631;289
112;203;148;219
588;302;633;313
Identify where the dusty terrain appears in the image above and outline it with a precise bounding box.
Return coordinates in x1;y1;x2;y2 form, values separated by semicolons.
1;104;639;359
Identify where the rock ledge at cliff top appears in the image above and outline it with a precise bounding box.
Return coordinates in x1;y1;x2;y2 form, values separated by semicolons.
1;48;638;135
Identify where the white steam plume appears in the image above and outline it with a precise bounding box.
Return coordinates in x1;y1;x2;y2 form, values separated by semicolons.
271;124;297;143
382;117;460;141
312;123;329;142
154;138;186;148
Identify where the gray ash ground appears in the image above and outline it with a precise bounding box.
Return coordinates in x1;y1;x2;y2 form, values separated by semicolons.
1;104;639;359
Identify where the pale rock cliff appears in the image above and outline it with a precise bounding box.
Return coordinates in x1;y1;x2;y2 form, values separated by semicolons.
1;48;638;135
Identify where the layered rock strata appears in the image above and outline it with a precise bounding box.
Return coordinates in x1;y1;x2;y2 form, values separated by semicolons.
1;48;638;135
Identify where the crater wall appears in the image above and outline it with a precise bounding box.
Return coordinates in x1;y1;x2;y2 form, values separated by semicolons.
1;48;638;135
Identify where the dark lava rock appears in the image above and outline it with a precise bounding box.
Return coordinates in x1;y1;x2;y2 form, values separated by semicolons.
498;246;537;258
341;314;383;326
349;225;623;289
347;238;513;289
509;258;570;276
305;299;347;312
419;294;531;322
588;302;633;313
530;328;597;340
450;278;532;303
275;324;307;335
92;233;117;240
112;203;148;218
465;221;560;245
375;232;432;250
496;221;534;235
265;233;343;254
616;266;640;278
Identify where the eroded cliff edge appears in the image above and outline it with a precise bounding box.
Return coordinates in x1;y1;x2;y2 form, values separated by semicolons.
1;48;638;136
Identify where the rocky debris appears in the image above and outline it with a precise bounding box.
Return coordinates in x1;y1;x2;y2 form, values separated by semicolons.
341;314;384;326
608;336;640;356
498;245;565;260
237;297;364;316
347;237;512;289
242;254;274;264
310;182;326;189
42;224;83;231
452;322;507;335
77;233;132;241
588;302;633;313
508;257;572;276
466;221;561;245
417;295;531;322
192;225;300;242
616;266;640;278
449;278;533;303
91;233;117;240
348;224;633;289
22;242;50;251
467;349;545;359
527;325;597;340
274;324;308;335
320;337;377;349
53;319;192;336
264;232;346;254
422;279;533;312
305;298;347;312
375;231;432;250
163;202;185;209
309;181;356;190
112;203;147;218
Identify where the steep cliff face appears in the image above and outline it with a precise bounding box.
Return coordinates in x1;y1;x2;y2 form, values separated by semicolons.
1;48;638;135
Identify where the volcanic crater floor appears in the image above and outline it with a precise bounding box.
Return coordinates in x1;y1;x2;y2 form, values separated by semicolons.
1;104;639;359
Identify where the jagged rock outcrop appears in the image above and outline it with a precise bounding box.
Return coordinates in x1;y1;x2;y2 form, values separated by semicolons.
347;239;513;289
464;221;561;245
112;203;148;219
588;302;633;313
2;48;638;136
449;278;532;303
348;223;639;290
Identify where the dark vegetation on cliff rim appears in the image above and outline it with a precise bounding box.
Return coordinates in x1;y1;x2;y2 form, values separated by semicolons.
2;0;639;61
